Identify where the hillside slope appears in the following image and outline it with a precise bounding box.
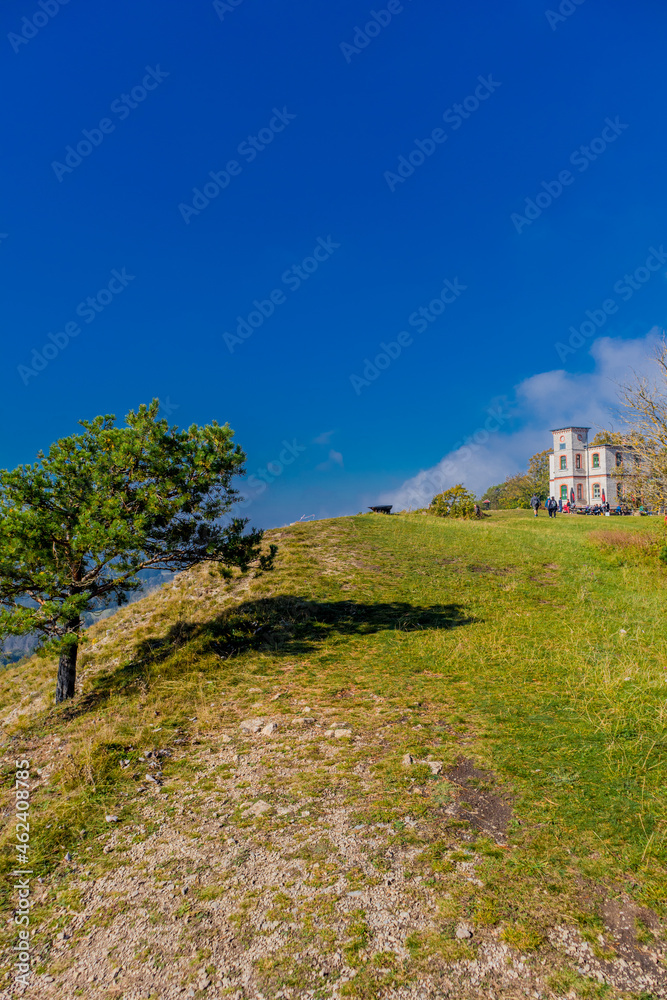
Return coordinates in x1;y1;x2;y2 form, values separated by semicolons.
1;511;667;999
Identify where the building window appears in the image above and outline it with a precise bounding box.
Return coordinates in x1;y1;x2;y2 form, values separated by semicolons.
575;454;581;469
560;485;568;499
617;483;622;497
593;483;601;499
592;453;600;468
616;452;622;466
559;442;566;450
577;484;583;500
560;456;567;470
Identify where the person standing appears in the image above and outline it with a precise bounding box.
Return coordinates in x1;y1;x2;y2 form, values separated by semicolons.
530;494;540;517
548;496;558;518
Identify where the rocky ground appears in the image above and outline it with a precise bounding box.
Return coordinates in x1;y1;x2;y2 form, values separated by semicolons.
5;698;666;1000
2;516;667;1000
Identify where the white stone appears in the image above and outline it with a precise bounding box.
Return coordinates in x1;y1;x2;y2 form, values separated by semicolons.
455;922;473;939
245;800;272;817
334;729;352;738
240;718;264;734
261;722;279;735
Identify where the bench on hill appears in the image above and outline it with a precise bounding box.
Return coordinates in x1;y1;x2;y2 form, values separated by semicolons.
368;505;392;514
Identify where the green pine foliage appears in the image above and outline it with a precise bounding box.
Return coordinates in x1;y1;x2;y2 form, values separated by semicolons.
0;400;275;702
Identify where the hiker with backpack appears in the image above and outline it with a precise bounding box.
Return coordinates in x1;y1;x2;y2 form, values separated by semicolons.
530;494;540;517
547;496;558;518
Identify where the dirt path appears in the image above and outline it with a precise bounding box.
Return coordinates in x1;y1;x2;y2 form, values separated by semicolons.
12;706;667;1000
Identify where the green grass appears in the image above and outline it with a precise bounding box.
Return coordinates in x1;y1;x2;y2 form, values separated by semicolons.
1;508;666;995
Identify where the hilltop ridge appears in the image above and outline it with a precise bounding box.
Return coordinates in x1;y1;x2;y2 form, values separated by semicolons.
1;511;666;999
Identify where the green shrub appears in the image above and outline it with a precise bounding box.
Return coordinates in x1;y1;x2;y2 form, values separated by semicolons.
430;485;477;519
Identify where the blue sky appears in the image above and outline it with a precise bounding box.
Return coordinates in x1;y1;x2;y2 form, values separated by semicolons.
2;0;666;526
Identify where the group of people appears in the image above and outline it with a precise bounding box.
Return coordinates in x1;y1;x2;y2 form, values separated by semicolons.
581;502;613;515
529;495;615;517
529;495;562;518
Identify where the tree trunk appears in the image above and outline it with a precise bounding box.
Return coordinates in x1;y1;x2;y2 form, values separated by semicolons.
55;623;80;703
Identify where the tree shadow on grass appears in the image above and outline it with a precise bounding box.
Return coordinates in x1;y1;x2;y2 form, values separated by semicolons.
61;595;476;719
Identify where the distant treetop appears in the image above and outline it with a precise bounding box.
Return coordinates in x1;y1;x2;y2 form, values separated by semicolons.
590;430;625;446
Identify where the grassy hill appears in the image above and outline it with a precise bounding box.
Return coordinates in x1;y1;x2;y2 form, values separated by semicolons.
1;510;667;999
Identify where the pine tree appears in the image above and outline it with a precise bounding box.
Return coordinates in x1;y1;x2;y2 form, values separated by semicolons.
0;401;275;703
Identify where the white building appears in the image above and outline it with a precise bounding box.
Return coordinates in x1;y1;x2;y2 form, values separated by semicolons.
548;426;626;505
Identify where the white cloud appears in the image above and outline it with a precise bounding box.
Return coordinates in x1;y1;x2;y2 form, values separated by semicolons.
384;330;662;509
316;448;345;473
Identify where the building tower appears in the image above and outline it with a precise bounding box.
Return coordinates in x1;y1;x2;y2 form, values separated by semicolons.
548;427;625;506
